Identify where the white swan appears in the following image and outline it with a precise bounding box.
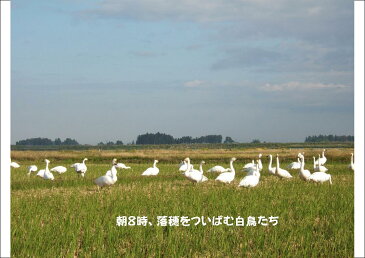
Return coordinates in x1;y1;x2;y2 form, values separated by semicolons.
242;160;255;171
275;154;292;179
141;160;159;176
10;162;20;168
183;159;208;183
309;172;332;184
50;166;67;174
207;165;230;173
313;155;328;172
116;163;131;169
257;154;263;171
287;158;301;170
315;149;327;166
267;155;276;175
37;159;54;180
27;165;38;176
71;158;88;177
298;154;311;181
95;159;119;188
215;157;236;184
179;160;193;172
349;153;355;171
239;162;260;188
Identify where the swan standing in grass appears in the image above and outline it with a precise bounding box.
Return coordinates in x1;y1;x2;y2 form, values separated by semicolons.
95;159;119;189
37;159;54;180
10;162;20;168
179;160;193;173
71;158;88;177
275;154;292;179
183;158;208;183
349;153;355;171
27;165;38;176
215;157;237;184
50;166;67;174
267;155;276;175
298;154;311;181
239;162;260;188
313;154;328;172
309;172;332;184
287;158;301;170
141;160;159;176
315;149;327;166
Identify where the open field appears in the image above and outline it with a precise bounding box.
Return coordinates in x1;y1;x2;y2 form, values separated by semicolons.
11;147;354;257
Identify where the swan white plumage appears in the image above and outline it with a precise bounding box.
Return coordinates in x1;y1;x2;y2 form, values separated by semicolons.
95;159;119;188
179;160;193;173
27;165;38;176
50;166;67;174
141;160;159;176
315;149;327;166
313;155;328;172
116;163;131;169
257;154;263;171
287;158;301;170
10;162;20;168
215;157;236;184
71;158;88;177
239;162;260;188
309;172;332;184
275;154;292;179
207;165;230;173
267;155;276;175
242;160;255;171
183;159;208;183
37;159;54;180
298;154;311;181
349;153;355;171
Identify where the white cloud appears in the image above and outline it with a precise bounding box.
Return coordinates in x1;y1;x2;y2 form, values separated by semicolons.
260;81;349;92
183;80;206;88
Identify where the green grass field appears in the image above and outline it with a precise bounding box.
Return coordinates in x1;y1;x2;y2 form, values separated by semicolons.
11;150;354;257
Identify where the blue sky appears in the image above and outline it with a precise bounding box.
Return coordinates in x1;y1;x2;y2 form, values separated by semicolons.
11;0;354;144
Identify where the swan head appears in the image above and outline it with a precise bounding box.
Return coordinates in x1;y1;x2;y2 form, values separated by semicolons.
184;157;190;162
267;154;272;158
231;157;237;162
154;160;159;163
112;158;117;165
351;153;353;156
201;161;205;164
83;158;88;162
44;159;50;163
258;154;262;158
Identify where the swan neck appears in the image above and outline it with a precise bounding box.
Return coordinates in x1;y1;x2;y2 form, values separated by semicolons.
230;160;235;174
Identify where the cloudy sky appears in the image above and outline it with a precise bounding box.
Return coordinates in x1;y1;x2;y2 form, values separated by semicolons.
11;0;354;144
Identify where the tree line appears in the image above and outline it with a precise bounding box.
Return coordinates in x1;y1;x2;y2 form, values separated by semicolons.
136;132;235;145
305;135;354;142
16;137;79;146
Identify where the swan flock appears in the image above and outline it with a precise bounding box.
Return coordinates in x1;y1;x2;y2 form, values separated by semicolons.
10;149;349;189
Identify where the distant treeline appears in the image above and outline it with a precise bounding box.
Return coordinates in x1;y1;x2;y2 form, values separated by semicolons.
16;137;79;146
305;135;354;142
136;132;234;145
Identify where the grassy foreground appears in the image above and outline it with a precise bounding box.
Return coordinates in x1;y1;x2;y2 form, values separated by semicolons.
11;150;354;257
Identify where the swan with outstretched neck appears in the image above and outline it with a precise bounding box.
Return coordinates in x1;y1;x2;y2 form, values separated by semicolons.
183;158;208;183
215;157;237;184
275;154;292;179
